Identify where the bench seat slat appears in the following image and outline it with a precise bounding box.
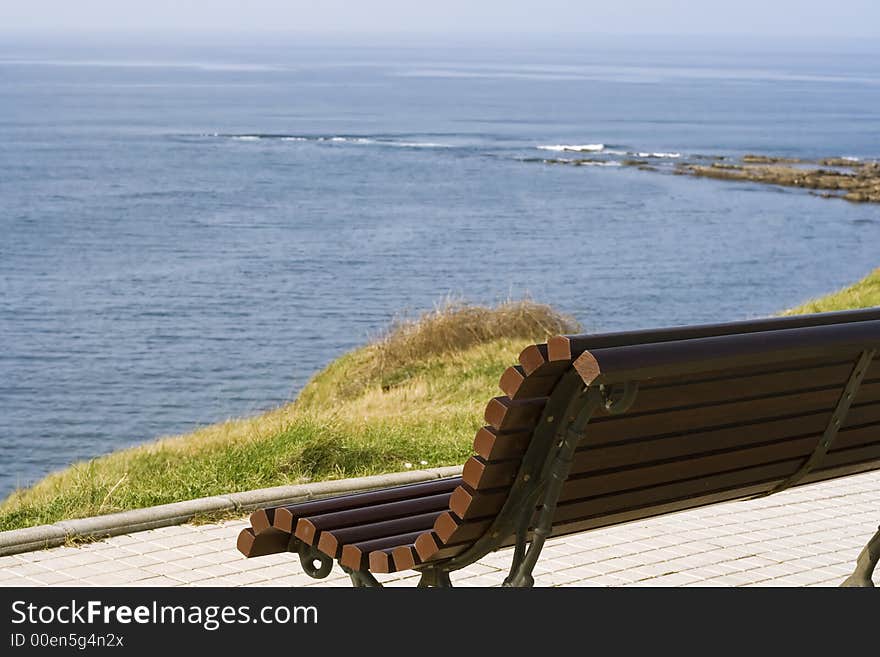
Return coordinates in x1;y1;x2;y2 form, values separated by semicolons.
340;531;428;571
316;510;445;559
271;477;460;533
294;492;452;546
236;527;291;558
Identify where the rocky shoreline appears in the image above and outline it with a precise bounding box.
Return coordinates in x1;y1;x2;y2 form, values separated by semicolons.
676;156;880;203
537;152;880;203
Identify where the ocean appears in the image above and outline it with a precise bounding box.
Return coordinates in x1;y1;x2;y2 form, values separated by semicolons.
1;34;879;496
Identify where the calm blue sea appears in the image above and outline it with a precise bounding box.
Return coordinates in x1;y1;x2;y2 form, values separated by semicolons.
1;35;879;496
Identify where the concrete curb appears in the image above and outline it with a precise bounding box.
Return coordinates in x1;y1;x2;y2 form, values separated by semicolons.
0;466;463;557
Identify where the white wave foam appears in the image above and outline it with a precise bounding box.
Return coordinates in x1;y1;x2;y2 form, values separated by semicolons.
390;141;450;148
231;135;260;141
635;151;681;158
538;143;605;152
281;136;308;141
842;156;861;162
321;136;375;144
577;160;621;167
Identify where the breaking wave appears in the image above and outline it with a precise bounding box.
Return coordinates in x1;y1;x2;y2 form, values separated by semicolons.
208;133;450;148
537;143;605;152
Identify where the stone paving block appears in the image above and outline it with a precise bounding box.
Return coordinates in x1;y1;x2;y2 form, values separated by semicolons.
128;576;183;587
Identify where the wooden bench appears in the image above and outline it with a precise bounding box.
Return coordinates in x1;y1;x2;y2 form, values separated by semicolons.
236;308;880;587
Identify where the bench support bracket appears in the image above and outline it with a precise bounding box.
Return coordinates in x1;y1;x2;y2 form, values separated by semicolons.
762;349;876;497
417;568;452;587
840;525;880;588
289;538;334;580
341;565;383;588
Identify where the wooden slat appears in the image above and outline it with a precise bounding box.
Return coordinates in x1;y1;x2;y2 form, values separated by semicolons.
449;485;507;520
249;508;274;535
414;531;444;562
316;510;444;559
340;531;427;571
519;343;571;377
499;366;562;400
548;308;880;362
420;452;880;567
573;322;880;386
546;446;880;539
452;405;880;521
585;383;880;445
484;396;547;431
271;477;460;532
391;544;420;572
236;527;291;558
294;492;452;545
447;421;880;527
462;456;519;490
610;360;856;417
368;548;397;574
473;426;532;461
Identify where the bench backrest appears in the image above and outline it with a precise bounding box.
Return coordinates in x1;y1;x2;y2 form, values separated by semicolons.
415;308;880;568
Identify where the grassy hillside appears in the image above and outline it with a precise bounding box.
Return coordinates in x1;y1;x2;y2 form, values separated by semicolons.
0;300;579;532
782;268;880;315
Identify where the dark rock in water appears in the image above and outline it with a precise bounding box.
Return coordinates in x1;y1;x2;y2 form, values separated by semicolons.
678;157;880;203
742;154;803;164
818;157;861;167
621;159;650;166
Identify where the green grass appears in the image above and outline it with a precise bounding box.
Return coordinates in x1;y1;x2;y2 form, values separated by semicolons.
782;268;880;315
0;300;579;532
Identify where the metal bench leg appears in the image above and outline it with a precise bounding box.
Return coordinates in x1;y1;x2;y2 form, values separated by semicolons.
340;565;383;588
417;567;452;587
290;538;334;580
840;525;880;588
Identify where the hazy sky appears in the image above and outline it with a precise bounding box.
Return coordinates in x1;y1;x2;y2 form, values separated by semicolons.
1;1;878;39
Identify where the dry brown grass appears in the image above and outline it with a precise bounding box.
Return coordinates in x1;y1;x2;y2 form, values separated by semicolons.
372;298;580;381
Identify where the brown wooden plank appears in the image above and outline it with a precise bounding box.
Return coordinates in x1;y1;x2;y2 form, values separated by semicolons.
462;456;519;490
610;361;856;417
547;447;880;539
451;410;880;521
441;426;880;543
519;343;571;378
316;510;444;559
473;426;532;461
368;548;396;574
294;492;452;545
562;422;880;505
499;366;562;400
585;383;880;446
484;396;547;431
249;508;274;535
414;531;444;562
434;511;489;545
581;402;880;474
549;308;880;362
449;485;507;520
421;452;880;567
573;322;880;386
391;544;420;572
271;477;461;532
236;527;291;558
340;531;427;571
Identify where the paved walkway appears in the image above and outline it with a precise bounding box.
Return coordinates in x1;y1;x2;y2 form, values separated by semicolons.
2;471;879;587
